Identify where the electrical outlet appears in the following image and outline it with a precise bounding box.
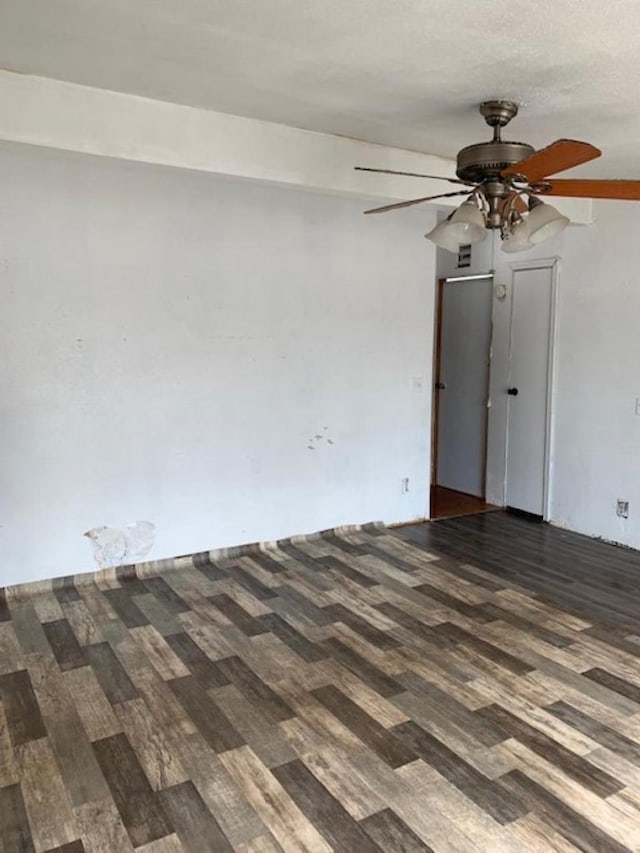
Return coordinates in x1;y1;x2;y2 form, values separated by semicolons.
616;499;629;519
635;398;640;416
401;477;409;494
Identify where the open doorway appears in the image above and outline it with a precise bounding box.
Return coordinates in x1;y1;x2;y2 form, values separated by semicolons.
430;273;500;520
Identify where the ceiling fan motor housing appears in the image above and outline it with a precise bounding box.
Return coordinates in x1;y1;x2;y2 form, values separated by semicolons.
456;140;535;183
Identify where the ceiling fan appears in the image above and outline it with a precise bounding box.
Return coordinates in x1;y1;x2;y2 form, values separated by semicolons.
355;100;640;253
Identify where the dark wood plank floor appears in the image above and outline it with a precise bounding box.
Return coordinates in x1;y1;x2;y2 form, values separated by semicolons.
430;486;500;520
2;514;640;851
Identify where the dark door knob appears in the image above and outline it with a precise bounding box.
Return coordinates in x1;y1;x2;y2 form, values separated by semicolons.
435;382;446;390
507;387;519;396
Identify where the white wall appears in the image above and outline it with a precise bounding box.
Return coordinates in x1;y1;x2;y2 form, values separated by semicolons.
0;142;436;587
551;201;640;549
0;70;592;223
436;205;640;551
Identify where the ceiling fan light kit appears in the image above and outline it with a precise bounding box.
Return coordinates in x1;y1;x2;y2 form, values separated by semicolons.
424;216;462;252
446;199;487;244
500;218;533;253
356;99;640;254
525;196;570;244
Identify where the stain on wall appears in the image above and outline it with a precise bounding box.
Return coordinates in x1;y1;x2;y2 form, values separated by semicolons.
84;521;155;568
307;426;335;450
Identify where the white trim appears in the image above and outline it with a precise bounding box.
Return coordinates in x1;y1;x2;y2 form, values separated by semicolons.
505;257;559;520
0;70;457;207
0;70;595;220
444;273;493;283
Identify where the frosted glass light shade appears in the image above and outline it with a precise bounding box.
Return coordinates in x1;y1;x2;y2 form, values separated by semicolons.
424;219;461;252
501;219;533;253
447;200;487;244
527;200;569;244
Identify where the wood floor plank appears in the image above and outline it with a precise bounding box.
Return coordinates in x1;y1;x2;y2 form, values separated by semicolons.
320;636;402;697
159;780;233;852
327;662;410;727
73;796;135;853
280;716;385;819
133;835;183;853
215;655;296;723
0;622;25;676
583;667;640;706
323;602;402;650
396;760;523;853
311;684;415;768
359;808;434;852
222;564;277;602
23;653;111;807
16;737;79;852
547;699;640;763
130;625;191;680
211;683;298;768
52;581;82;606
220;745;332;852
396;671;506;746
316;554;379;588
42;618;89;672
349;749;476;852
271;758;384;851
209;593;270;636
173;731;269;848
86;642;139;705
133;593;184;637
168;675;245;753
3;517;640;850
503;739;640;849
62;665;122;742
31;593;65;625
0;669;47;747
477;703;623;797
0;704;19;788
103;588;150;629
506;812;583;853
501;768;629;853
61;600;102;647
164;631;231;687
258;613;328;662
391;720;527;824
0;587;11;622
91;733;174;848
142;576;191;614
44;840;86;853
0;783;35;853
115;697;188;790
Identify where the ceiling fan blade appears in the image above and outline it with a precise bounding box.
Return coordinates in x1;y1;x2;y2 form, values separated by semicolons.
355;166;466;185
364;190;471;215
502;139;601;182
537;178;640;200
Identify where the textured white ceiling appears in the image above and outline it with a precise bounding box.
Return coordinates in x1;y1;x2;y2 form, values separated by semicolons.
1;0;639;177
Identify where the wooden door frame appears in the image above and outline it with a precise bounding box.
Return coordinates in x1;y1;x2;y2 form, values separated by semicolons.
430;278;446;488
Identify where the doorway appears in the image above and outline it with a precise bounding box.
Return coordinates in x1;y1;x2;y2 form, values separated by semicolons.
431;274;497;520
505;261;557;518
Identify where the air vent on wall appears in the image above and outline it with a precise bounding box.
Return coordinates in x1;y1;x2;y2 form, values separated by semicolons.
457;244;471;268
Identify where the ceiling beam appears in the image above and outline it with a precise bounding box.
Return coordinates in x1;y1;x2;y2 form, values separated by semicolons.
0;70;592;223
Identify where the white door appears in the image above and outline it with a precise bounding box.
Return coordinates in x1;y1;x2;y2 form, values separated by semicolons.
436;277;493;497
505;265;554;516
